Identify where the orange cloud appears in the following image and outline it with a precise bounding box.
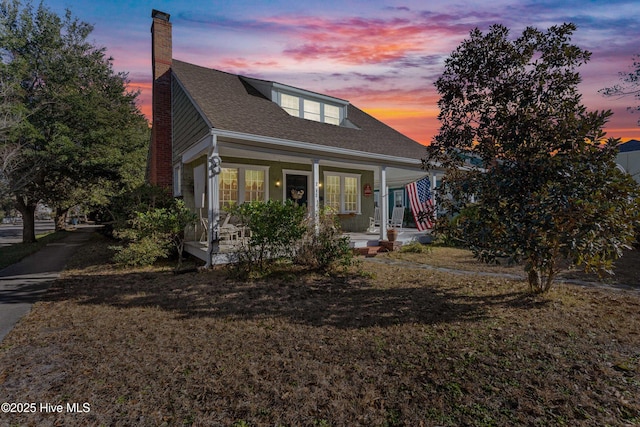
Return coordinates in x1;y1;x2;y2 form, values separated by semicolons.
363;107;439;145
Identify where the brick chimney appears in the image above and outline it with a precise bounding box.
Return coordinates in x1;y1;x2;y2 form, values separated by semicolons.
149;9;173;189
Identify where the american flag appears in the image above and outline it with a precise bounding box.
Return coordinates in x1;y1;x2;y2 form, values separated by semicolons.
406;176;434;231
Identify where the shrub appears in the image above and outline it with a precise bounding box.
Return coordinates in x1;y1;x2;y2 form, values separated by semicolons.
399;241;432;254
228;202;356;277
295;208;355;272
111;198;196;268
111;236;168;267
228;200;307;276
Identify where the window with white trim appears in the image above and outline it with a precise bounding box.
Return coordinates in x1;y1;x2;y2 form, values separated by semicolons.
281;93;299;117
324;104;340;125
303;99;321;122
219;168;238;208
323;172;361;214
219;165;269;209
278;91;343;126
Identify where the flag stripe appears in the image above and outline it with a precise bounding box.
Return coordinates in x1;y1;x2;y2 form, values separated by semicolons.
406;177;434;231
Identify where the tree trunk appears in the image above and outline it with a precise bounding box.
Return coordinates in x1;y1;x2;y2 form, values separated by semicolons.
528;267;555;293
15;196;37;243
55;207;69;231
528;268;542;293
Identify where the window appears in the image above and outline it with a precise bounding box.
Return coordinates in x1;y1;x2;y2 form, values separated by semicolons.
278;91;343;126
324;175;341;212
344;177;358;212
323;172;361;213
324;104;340;125
303;99;321;122
219;165;269;209
219;168;239;208
281;93;299;117
244;169;265;202
394;189;404;207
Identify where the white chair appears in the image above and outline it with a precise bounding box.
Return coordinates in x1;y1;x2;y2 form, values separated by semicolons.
388;206;404;229
367;207;381;234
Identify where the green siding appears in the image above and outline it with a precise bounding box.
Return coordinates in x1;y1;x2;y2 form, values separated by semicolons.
172;79;209;164
182;155;374;232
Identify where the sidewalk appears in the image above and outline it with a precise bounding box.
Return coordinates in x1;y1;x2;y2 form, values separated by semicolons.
0;227;96;342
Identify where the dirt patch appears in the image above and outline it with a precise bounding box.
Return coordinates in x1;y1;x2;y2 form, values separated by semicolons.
0;234;639;426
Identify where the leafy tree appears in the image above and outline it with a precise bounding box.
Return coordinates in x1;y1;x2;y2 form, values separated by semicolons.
600;54;640;125
0;0;148;242
427;23;640;293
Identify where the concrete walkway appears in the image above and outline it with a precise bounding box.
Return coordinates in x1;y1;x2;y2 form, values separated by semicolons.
0;227;95;343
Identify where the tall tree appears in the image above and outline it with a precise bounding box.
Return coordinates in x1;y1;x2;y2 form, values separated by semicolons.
0;0;148;241
427;23;640;293
600;55;640;125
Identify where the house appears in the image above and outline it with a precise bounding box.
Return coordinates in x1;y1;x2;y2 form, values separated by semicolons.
148;10;442;265
617;139;640;184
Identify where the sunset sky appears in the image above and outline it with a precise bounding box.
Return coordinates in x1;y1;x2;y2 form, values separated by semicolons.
45;0;640;144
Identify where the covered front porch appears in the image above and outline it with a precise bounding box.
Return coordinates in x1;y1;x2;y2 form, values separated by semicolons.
180;131;436;267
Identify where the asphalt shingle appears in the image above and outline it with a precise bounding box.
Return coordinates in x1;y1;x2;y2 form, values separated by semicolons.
172;59;427;160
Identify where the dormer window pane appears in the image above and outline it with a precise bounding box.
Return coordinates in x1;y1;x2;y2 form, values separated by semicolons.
325;104;340;125
303;99;321;122
281;93;299;116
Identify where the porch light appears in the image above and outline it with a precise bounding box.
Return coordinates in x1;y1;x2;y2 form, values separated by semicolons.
275;179;281;187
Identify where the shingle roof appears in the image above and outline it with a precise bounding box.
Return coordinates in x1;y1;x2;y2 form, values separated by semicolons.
172;60;427;160
618;139;640;153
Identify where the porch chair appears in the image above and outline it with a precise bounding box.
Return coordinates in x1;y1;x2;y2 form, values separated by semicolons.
367;207;380;234
388;206;404;229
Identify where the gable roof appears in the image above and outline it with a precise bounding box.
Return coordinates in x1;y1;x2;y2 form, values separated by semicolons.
171;60;427;160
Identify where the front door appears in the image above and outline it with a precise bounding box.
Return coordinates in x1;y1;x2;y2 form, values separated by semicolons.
285;174;309;207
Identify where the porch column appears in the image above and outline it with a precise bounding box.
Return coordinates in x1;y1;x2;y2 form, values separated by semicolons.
206;135;220;268
432;173;438;211
379;165;388;241
312;159;320;234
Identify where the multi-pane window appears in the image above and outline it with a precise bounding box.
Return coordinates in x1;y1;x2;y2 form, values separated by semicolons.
219;165;268;209
303;99;321;122
279;92;342;126
344;177;358;212
324;104;340;125
324;175;341;212
244;169;265;202
281;93;299;117
324;172;360;213
219;168;239;208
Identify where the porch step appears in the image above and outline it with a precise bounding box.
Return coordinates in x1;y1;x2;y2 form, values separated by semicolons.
354;245;395;257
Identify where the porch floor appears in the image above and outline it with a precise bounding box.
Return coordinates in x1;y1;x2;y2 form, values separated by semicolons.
345;228;432;248
185;228;433;264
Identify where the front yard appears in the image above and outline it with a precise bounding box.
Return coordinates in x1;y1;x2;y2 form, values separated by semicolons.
0;234;638;426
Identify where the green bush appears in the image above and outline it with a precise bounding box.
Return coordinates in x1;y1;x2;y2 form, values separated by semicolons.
295;208;355;272
228;200;307;275
111;198;196;268
228;201;356;277
111;236;168;267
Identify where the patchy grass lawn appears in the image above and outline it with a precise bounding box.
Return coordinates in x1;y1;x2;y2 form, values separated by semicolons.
0;234;639;426
389;245;640;288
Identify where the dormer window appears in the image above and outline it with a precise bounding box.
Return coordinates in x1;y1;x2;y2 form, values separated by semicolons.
240;76;350;127
281;93;299;117
277;91;345;126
